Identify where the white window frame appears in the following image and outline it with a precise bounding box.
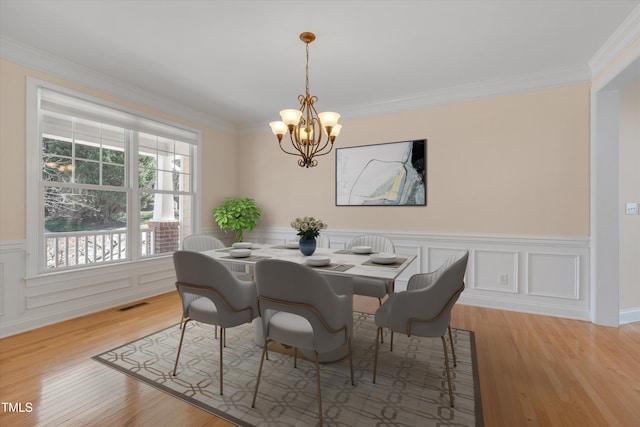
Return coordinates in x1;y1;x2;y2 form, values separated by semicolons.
26;78;201;277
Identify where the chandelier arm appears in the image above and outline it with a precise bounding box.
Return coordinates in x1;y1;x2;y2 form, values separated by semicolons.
306;98;321;150
288;131;304;153
278;137;305;157
309;123;331;155
305;99;316;159
308;141;335;158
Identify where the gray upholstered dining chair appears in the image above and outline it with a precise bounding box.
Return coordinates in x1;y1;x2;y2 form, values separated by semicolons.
182;234;224;252
347;234;396;305
182;234;250;279
251;259;354;426
372;250;469;407
172;250;258;395
180;234;251;332
316;233;330;248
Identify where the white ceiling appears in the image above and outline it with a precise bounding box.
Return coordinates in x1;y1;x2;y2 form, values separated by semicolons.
1;0;638;133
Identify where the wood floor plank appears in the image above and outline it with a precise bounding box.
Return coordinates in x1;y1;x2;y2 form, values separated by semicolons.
1;292;639;426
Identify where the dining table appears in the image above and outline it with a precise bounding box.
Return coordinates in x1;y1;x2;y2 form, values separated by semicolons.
202;242;416;283
202;242;417;361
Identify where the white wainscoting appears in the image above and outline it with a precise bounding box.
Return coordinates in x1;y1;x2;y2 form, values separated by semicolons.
0;240;176;338
245;227;592;321
3;228;633;337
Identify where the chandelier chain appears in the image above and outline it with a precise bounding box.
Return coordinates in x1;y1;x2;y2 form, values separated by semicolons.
305;41;310;97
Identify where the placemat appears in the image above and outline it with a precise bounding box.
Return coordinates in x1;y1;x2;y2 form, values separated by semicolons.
221;255;271;261
333;249;377;255
308;263;354;272
362;257;408;267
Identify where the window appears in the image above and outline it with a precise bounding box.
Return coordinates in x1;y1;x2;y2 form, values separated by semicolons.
29;83;199;273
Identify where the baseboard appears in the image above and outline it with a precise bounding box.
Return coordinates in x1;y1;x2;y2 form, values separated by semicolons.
458;294;591;322
619;308;640;324
0;286;172;338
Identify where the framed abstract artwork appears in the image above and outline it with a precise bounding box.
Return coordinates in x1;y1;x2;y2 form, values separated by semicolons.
335;139;426;206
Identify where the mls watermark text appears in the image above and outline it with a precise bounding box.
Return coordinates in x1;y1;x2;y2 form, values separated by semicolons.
1;402;33;413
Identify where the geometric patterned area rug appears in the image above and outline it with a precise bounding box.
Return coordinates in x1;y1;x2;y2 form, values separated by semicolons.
93;312;482;426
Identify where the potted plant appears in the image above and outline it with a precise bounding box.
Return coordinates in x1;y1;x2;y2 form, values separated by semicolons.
213;197;261;242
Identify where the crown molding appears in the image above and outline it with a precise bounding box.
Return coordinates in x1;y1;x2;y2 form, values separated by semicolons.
0;37;237;134
338;65;591;121
589;4;640;79
0;33;602;138
238;64;590;135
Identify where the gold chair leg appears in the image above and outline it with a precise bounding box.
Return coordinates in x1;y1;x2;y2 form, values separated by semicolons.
173;318;191;376
390;331;394;352
294;347;298;368
222;328;226;348
441;336;454;407
251;340;268;408
448;325;457;367
373;326;381;384
314;351;324;427
348;337;354;386
219;328;224;395
376;298;385;344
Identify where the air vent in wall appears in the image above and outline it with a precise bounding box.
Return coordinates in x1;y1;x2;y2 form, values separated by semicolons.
118;302;149;312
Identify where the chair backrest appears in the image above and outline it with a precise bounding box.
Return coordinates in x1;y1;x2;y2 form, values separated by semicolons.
348;235;395;253
316;234;330;248
173;251;257;326
254;259;351;351
182;234;225;251
388;251;469;337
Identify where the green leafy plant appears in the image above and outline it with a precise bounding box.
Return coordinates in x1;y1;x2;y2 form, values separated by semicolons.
213;197;261;242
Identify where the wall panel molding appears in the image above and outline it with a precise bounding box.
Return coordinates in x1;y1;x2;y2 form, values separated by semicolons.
247;227;591;321
473;249;519;294
526;253;580;300
0;241;175;338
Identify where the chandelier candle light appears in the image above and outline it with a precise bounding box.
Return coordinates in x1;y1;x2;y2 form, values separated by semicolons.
269;32;342;168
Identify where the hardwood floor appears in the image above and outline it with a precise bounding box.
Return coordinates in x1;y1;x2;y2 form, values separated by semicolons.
1;292;639;426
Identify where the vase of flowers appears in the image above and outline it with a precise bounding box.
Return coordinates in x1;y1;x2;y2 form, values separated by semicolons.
291;216;327;256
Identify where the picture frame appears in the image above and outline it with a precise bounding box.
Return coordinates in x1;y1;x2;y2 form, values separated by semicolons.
335;139;426;206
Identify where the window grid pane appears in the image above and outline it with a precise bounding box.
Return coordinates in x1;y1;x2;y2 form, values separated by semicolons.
39;90;197;272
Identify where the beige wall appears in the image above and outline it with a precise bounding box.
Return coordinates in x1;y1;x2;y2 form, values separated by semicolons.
619;75;640;310
238;84;591;236
0;59;592;240
0;58;237;241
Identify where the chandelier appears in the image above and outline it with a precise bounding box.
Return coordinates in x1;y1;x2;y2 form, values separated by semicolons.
269;32;342;168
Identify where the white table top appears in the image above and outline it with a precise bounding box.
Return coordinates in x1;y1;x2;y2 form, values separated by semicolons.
202;244;416;281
